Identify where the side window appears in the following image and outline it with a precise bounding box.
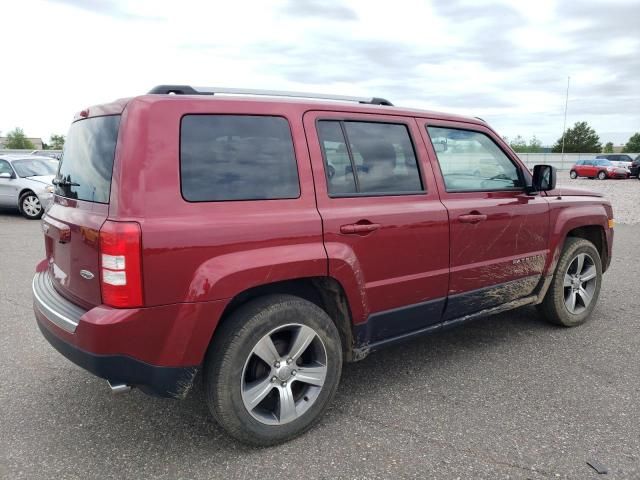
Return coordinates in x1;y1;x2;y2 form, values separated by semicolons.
427;126;523;192
583;160;594;166
0;160;13;176
317;120;423;196
180;115;300;202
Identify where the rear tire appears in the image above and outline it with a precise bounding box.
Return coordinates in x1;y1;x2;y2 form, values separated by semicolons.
569;170;578;179
19;192;43;220
204;294;342;446
597;171;607;180
538;237;602;327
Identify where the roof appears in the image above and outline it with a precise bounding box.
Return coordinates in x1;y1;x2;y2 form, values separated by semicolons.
74;91;485;127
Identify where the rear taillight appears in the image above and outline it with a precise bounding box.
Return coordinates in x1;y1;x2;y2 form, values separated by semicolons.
99;221;143;308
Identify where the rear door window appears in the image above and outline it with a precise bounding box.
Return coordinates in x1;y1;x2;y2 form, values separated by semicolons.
56;115;120;203
317;120;423;196
180;115;299;202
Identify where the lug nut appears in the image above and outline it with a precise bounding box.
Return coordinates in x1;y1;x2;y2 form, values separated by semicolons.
271;376;277;383
281;381;287;387
274;361;281;368
291;370;296;376
286;358;292;365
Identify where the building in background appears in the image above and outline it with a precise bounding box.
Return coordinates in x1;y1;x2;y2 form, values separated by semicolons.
0;136;44;150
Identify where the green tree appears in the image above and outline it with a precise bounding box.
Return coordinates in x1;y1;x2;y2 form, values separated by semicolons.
552;121;601;153
602;142;614;153
622;132;640;153
4;127;35;149
508;135;543;153
49;134;65;150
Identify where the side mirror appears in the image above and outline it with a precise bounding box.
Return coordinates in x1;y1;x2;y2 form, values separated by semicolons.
530;164;556;192
0;172;12;179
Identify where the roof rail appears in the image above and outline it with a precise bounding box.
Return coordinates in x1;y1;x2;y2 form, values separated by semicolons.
147;85;394;106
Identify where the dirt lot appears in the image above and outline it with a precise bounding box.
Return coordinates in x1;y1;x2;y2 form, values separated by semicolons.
1;188;639;478
556;176;639;225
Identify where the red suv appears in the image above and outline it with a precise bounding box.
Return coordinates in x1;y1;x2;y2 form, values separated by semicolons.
33;85;614;445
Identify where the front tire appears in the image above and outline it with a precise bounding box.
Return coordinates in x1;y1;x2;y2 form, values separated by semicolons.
597;171;607;180
204;294;342;446
539;237;602;327
19;192;43;219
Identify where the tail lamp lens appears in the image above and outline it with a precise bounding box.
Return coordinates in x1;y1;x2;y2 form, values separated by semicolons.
99;221;143;308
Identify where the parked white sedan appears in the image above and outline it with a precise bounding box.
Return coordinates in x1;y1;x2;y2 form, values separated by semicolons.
0;155;57;219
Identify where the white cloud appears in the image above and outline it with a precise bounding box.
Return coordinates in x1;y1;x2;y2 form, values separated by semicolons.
0;0;638;146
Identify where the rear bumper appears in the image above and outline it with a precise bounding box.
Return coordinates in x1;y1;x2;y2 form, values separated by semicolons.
36;316;197;398
32;265;228;397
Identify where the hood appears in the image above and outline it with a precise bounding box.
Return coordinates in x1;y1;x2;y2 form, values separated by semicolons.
25;175;55;185
546;187;603;197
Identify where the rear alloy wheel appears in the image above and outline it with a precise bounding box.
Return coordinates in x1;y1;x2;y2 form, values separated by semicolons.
539;237;602;327
204;294;342;446
19;192;43;220
569;170;578;179
597;171;607;180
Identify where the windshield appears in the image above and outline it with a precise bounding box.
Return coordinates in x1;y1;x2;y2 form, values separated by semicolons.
12;159;57;177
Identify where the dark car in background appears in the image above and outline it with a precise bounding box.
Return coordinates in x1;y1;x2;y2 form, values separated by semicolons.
629;155;640;178
570;159;629;179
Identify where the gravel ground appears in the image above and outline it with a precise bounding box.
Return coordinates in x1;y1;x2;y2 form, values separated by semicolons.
1;205;639;479
556;176;640;225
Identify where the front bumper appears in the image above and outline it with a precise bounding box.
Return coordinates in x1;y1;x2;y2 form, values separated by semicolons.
32;266;227;398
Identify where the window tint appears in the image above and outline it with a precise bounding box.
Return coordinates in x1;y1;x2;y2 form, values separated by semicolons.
595;159;611;166
56;115;120;203
0;160;13;176
427;127;522;192
317;120;423;196
583;160;594;165
576;160;584;165
180;115;299;202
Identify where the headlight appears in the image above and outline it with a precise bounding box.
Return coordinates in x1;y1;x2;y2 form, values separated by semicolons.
45;185;55;193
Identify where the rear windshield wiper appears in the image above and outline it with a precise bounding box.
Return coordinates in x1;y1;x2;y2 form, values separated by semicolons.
52;178;80;187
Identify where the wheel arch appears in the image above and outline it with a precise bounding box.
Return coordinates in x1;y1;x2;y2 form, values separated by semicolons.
209;276;357;363
565;225;609;272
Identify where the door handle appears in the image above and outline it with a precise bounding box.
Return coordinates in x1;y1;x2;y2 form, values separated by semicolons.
340;223;381;234
458;213;487;224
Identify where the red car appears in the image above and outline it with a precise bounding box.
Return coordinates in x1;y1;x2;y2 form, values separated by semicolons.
570;159;629;179
33;85;614;445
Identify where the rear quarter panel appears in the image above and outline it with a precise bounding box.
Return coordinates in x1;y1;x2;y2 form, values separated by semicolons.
109;97;327;307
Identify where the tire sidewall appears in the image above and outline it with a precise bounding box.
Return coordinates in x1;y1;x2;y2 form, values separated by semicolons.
206;295;342;445
570;170;577;179
548;239;602;326
597;171;606;180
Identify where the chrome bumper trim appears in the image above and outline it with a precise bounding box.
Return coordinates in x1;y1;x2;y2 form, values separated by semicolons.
32;271;85;333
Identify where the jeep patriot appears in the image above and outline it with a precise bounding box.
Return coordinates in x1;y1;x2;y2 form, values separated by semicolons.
33;85;614;445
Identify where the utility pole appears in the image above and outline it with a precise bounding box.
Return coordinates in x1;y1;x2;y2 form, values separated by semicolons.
561;76;570;166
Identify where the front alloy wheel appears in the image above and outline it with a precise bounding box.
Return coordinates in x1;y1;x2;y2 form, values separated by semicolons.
563;253;597;314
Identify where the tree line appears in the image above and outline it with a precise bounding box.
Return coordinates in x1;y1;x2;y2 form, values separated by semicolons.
505;122;640;154
1;127;65;150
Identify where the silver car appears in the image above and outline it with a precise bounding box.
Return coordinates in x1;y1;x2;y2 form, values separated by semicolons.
0;155;57;219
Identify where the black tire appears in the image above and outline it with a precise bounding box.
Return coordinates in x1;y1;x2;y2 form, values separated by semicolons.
597;170;607;180
569;170;578;179
538;237;602;327
204;294;342;446
19;191;44;220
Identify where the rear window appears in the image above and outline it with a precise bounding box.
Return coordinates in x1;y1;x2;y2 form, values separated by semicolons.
12;159;57;177
55;115;120;203
180;115;299;202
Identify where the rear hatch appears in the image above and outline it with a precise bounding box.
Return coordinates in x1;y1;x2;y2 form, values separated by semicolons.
43;115;121;308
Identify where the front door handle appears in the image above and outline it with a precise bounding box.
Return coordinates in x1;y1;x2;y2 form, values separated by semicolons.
458;213;487;224
340;223;381;234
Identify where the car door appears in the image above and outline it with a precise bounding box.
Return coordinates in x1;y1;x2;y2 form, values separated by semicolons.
582;160;596;177
420;121;550;320
304;111;449;344
0;160;17;206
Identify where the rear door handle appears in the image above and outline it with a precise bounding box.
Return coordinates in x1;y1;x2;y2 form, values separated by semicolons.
340;223;381;234
458;214;487;224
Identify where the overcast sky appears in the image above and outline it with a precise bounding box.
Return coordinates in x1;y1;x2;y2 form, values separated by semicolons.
2;0;638;146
